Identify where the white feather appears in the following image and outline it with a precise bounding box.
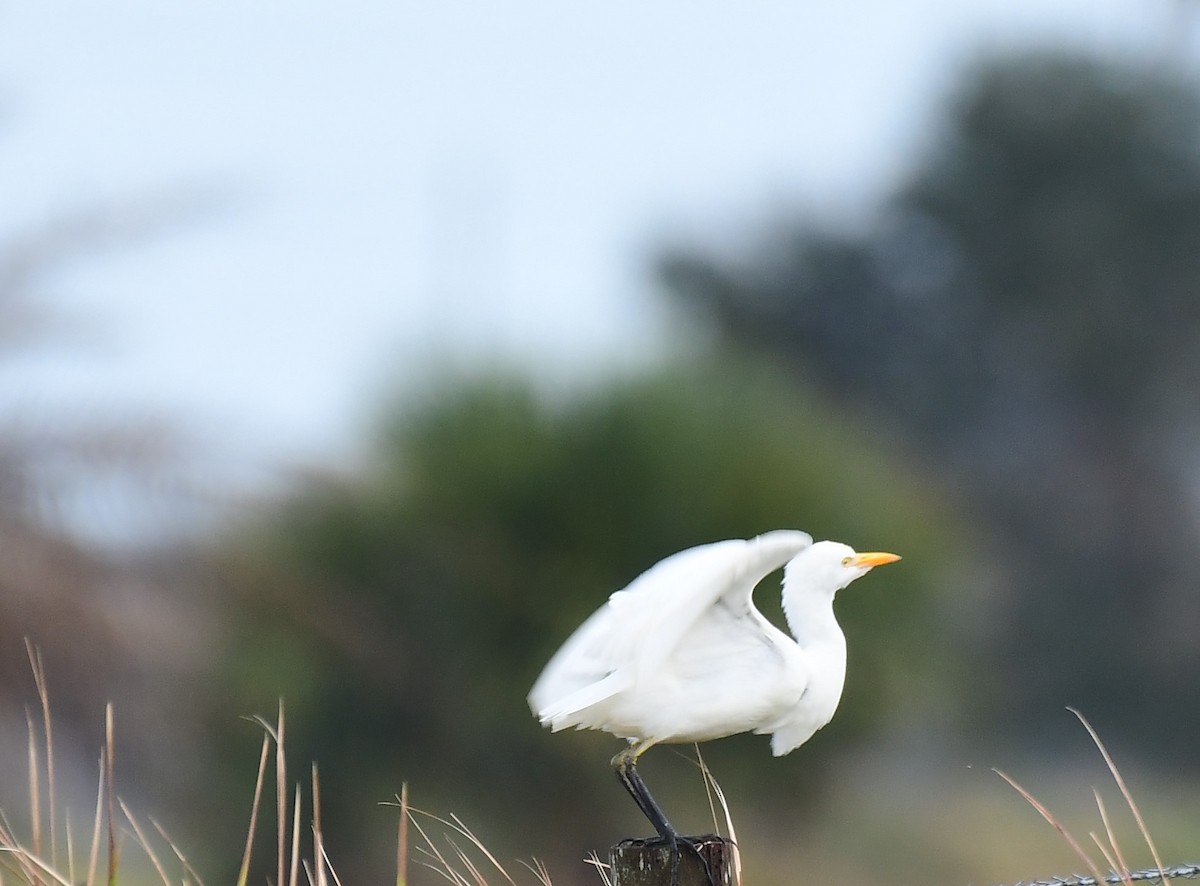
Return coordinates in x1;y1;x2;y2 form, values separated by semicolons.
528;530;897;751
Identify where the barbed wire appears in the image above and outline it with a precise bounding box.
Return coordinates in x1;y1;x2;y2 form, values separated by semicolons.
999;863;1200;885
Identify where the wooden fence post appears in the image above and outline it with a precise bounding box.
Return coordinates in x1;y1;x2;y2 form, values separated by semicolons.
610;836;738;886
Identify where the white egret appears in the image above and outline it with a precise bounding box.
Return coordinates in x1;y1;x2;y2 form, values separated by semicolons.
528;530;900;867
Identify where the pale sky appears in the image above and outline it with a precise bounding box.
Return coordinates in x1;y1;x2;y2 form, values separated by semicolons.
0;1;1185;526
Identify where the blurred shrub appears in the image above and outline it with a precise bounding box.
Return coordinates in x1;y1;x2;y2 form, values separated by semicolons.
658;50;1200;756
210;359;956;880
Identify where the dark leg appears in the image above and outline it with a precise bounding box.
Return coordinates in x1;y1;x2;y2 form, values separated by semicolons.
610;742;715;886
612;742;676;837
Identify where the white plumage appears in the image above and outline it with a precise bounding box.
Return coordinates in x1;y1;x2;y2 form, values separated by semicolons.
528;531;899;870
529;530;899;757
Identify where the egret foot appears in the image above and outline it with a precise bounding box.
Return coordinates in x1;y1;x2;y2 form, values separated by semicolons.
613;835;730;886
649;832;717;886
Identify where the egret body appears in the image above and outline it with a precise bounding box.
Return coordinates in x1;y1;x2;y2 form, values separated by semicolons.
528;530;899;855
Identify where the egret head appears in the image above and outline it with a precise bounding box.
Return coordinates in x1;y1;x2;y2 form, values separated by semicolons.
793;540;901;593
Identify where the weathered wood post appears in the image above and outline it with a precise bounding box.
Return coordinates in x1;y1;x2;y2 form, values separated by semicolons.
610;836;739;886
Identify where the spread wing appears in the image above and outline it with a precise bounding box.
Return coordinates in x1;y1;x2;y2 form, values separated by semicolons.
528;529;812;729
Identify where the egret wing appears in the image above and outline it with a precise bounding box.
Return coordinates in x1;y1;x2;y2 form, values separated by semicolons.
528;602;631;728
606;529;812;680
528;530;812;729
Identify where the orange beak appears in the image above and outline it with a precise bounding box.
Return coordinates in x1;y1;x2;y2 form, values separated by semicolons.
850;551;902;568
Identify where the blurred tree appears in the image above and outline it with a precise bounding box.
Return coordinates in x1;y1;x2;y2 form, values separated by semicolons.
658;51;1200;757
0;187;237;868
0;188;226;537
213;363;953;883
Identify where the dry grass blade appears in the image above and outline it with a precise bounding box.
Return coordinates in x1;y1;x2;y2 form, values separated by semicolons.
312;763;328;886
64;819;74;886
415;858;465;886
694;747;741;886
994;768;1106;884
398;803;561;886
692;745;720;837
276;701;287;886
1089;832;1129;886
26;641;57;868
0;808;71;886
447;814;518;886
25;709;41;886
249;710;288;886
119;798;172;885
319;843;344;886
583;852;611;886
1093;787;1132;881
290;784;302;886
104;704;116;886
1070;708;1171;885
413;844;462;883
236;733;271;886
397;784;410;886
453;816;516;883
696;748;737;843
405;812;459;885
0;809;43;884
517;857;554;886
87;751;104;886
0;844;74;886
447;838;488;886
150;816;206;886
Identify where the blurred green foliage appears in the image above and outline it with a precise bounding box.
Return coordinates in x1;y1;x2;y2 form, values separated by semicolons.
198;46;1200;882
659;50;1200;758
10;42;1200;886
211;360;954;880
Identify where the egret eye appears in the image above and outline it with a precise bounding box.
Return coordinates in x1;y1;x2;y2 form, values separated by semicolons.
841;556;852;566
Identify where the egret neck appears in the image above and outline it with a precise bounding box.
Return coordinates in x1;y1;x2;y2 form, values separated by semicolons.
779;557;849;724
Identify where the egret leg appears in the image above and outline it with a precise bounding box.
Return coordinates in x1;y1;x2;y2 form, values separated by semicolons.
610;741;715;886
611;741;675;835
